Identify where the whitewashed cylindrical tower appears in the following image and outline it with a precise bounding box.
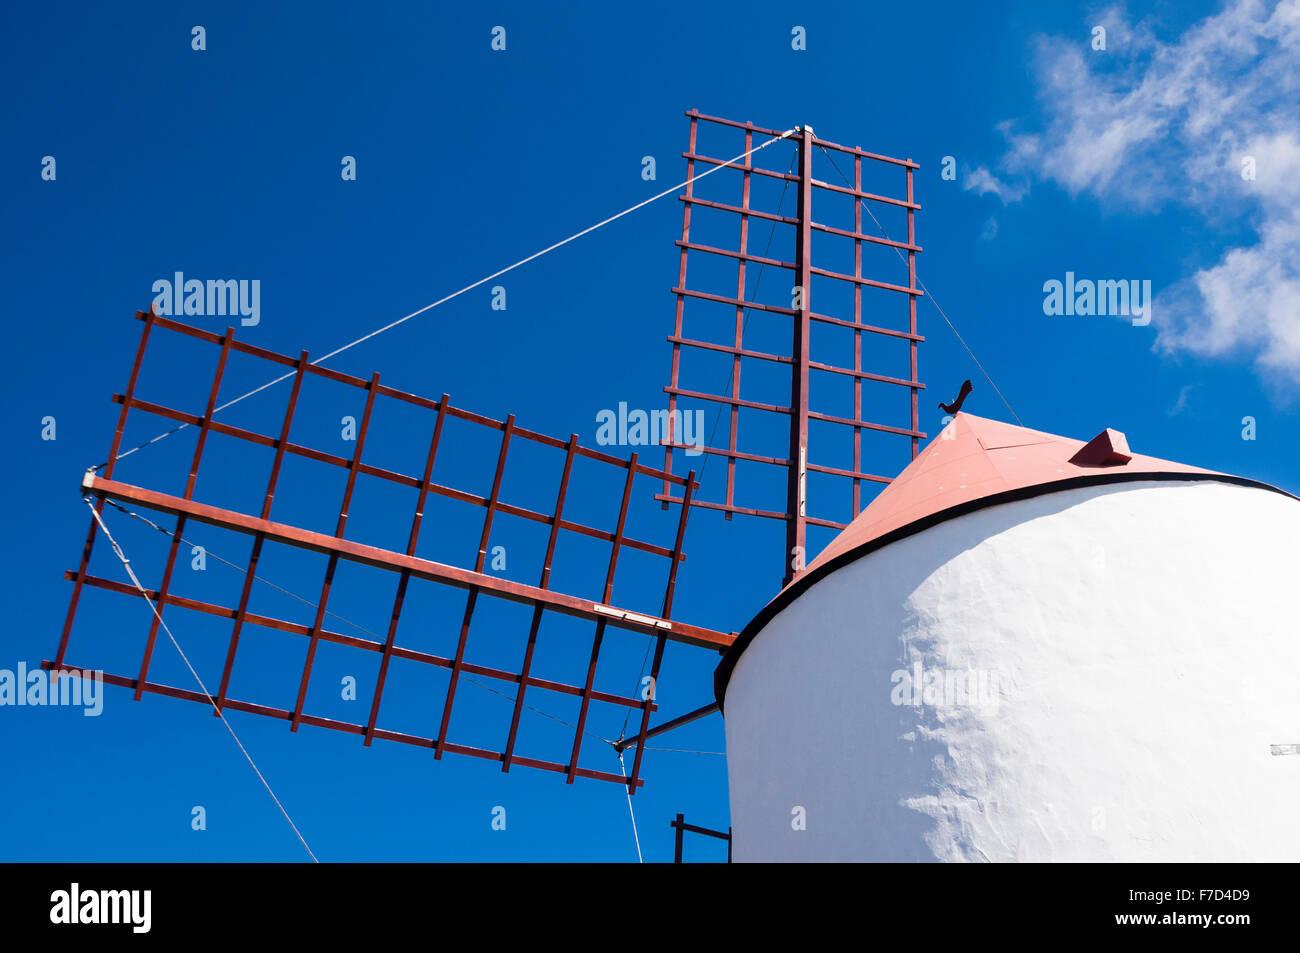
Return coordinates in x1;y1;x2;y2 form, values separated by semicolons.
718;413;1300;862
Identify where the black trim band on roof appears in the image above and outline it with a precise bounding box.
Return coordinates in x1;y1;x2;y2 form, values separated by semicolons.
713;471;1297;710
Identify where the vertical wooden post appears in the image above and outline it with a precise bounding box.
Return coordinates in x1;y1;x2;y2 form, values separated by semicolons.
785;126;813;586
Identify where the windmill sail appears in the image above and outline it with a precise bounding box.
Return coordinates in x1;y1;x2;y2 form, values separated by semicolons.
52;311;734;790
658;111;926;584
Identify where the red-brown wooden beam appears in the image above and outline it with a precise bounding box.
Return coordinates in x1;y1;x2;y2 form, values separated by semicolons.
502;433;578;771
806;461;892;484
215;349;309;714
663;112;697;510
436;414;515;759
650;492;851;532
567;452;637;782
808;133;919;168
41;661;641;788
113;393;683;561
809;310;924;342
57;309;155;671
291;372;381;731
65;570;655;713
134;313;694;487
665;335;792;367
83;475;732;650
658;441;788;468
685;109;787;139
682;150;796;183
670;286;795;317
364;395;449;745
808;361;923;389
808;265;923;297
675;240;793;272
805;515;851;530
907;163;920;458
809;176;921;210
134;326;234;699
785;126;813;587
652;493;789;523
727;132;752;521
853;153;865;517
679;195;795;227
628;468;696;792
663;385;790;416
807;410;926;439
810;219;921;253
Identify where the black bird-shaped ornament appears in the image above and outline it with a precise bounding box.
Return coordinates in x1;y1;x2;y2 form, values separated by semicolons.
938;379;973;416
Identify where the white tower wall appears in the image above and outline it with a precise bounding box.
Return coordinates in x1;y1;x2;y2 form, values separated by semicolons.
723;480;1300;861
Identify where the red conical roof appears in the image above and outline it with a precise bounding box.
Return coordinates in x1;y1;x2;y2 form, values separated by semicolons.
716;413;1293;706
802;413;1221;577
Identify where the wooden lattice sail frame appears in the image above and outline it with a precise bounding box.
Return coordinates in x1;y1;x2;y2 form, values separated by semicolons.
52;311;735;790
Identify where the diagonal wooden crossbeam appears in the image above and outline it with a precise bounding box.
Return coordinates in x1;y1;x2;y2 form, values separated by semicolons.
80;474;733;652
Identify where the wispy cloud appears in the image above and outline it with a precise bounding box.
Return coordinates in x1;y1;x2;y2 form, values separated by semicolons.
964;165;1027;203
987;0;1300;386
1169;384;1194;415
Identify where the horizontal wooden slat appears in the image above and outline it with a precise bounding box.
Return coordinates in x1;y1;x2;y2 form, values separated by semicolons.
42;661;641;787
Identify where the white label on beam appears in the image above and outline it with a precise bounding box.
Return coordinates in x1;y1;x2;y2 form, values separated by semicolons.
593;603;673;630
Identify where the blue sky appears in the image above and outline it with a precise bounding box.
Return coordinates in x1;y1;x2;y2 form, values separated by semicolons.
3;0;1297;861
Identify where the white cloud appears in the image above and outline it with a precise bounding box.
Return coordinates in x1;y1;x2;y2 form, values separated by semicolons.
964;166;1027;203
1169;384;1194;415
989;0;1300;385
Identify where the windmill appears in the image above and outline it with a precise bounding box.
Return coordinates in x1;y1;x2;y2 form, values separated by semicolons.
50;109;926;858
